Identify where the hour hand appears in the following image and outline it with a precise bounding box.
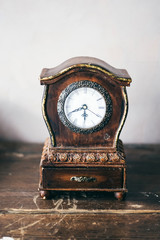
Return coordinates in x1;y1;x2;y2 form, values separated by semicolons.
68;107;82;116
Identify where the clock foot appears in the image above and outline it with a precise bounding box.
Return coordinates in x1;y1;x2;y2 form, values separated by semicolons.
39;190;51;199
114;192;125;201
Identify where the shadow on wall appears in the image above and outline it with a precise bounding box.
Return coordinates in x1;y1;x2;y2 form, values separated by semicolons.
0;101;46;142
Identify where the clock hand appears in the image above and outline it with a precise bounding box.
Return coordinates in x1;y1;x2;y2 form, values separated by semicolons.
68;107;83;116
84;109;87;121
87;108;102;118
81;109;88;121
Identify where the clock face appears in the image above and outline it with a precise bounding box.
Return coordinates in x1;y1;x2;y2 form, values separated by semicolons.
64;87;106;129
57;81;112;134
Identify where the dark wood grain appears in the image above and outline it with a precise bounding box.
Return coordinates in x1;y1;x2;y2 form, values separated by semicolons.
1;214;160;239
1;142;160;239
42;167;123;190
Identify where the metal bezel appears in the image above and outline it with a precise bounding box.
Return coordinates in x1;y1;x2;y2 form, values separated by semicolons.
57;80;112;134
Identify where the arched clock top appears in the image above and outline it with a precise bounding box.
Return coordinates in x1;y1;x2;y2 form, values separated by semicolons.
40;57;132;149
40;56;132;86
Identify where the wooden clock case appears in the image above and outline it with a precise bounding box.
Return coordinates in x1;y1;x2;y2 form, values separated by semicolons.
39;57;131;200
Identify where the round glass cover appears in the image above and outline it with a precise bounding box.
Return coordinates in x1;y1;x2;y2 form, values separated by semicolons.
57;81;112;134
64;87;106;129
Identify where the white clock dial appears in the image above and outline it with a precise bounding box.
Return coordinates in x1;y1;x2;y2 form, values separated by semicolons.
64;87;106;129
57;81;112;134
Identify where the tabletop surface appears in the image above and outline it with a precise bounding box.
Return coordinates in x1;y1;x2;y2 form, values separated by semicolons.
0;141;160;239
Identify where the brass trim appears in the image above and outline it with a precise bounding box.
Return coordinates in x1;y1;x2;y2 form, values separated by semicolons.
42;86;55;146
70;176;97;182
40;64;132;84
115;87;128;148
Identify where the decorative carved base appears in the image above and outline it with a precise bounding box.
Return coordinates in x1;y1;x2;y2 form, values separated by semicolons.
39;139;127;200
40;138;126;167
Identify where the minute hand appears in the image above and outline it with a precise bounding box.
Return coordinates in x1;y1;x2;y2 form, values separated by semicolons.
87;108;102;118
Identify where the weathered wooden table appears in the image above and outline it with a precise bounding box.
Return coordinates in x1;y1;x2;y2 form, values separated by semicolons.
0;141;160;239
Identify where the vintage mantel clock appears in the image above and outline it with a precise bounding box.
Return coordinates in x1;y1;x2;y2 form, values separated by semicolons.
39;57;132;200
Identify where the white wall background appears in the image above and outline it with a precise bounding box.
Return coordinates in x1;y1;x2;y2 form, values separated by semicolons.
0;0;160;143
